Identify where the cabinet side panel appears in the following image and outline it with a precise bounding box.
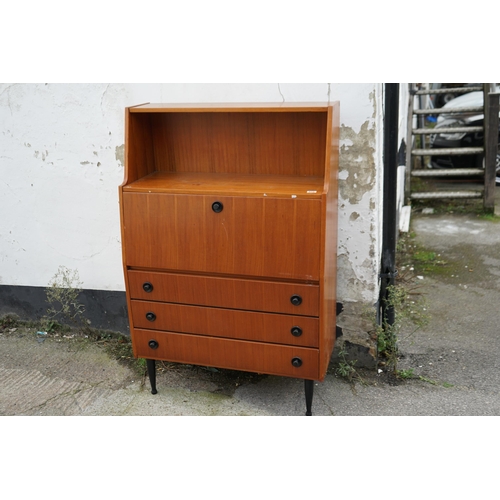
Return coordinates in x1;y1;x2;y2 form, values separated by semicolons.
126;111;156;183
319;102;340;379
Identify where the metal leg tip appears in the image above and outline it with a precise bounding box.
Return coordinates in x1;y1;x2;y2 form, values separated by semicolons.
305;411;312;416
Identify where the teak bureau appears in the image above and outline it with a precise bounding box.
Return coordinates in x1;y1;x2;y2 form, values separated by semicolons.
119;102;339;415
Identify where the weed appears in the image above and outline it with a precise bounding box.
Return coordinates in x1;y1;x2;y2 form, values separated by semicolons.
94;332;147;376
0;314;20;331
376;230;432;373
334;344;366;386
377;283;430;373
136;358;147;374
42;319;68;334
418;376;438;386
43;266;90;334
397;368;415;379
335;347;357;381
417;376;454;388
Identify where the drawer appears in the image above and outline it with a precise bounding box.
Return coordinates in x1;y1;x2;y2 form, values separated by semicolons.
133;329;319;380
130;300;319;347
122;192;321;281
127;270;319;316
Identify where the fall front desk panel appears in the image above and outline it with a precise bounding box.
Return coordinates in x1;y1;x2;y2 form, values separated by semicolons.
122;192;321;281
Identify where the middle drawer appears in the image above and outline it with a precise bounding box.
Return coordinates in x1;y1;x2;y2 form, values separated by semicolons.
130;300;319;348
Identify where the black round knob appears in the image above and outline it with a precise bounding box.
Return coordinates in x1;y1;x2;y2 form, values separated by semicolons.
212;201;223;213
146;312;156;322
148;340;159;350
143;282;153;293
291;357;303;368
291;326;303;337
290;295;302;306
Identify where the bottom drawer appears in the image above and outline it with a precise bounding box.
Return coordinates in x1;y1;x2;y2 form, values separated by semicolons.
133;329;319;380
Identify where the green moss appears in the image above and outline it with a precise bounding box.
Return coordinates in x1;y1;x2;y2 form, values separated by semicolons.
413;250;436;262
477;212;500;222
411;197;484;215
398;231;461;279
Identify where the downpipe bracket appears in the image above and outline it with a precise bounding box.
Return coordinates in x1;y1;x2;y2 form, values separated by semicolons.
379;269;399;280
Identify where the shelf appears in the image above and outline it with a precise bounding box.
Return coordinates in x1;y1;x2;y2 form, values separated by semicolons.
123;171;325;198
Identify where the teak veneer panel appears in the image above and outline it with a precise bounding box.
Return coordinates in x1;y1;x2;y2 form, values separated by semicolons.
148;112;327;177
133;329;319;380
127;270;320;316
130;300;319;347
124;107;328;184
122;192;321;281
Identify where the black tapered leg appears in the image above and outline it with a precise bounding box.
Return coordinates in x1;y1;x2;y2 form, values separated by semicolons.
146;359;158;394
305;379;314;416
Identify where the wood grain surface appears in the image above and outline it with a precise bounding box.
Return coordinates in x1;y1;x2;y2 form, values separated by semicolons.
133;328;319;380
127;270;320;316
130;300;319;347
122;193;321;280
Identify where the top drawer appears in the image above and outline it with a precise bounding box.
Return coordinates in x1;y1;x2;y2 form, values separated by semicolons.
127;270;319;317
122;193;321;281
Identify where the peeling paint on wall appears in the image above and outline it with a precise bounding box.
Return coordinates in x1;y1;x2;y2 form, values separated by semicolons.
34;150;49;162
336;86;381;321
339;120;376;204
115;144;124;167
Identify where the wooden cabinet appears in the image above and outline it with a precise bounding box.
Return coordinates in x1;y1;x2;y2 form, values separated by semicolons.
119;102;339;415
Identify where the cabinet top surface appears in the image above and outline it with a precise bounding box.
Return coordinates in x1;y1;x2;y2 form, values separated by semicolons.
129;102;335;113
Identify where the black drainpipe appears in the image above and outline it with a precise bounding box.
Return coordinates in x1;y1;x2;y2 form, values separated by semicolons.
379;83;400;329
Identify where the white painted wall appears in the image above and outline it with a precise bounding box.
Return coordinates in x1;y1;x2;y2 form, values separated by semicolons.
0;83;383;308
